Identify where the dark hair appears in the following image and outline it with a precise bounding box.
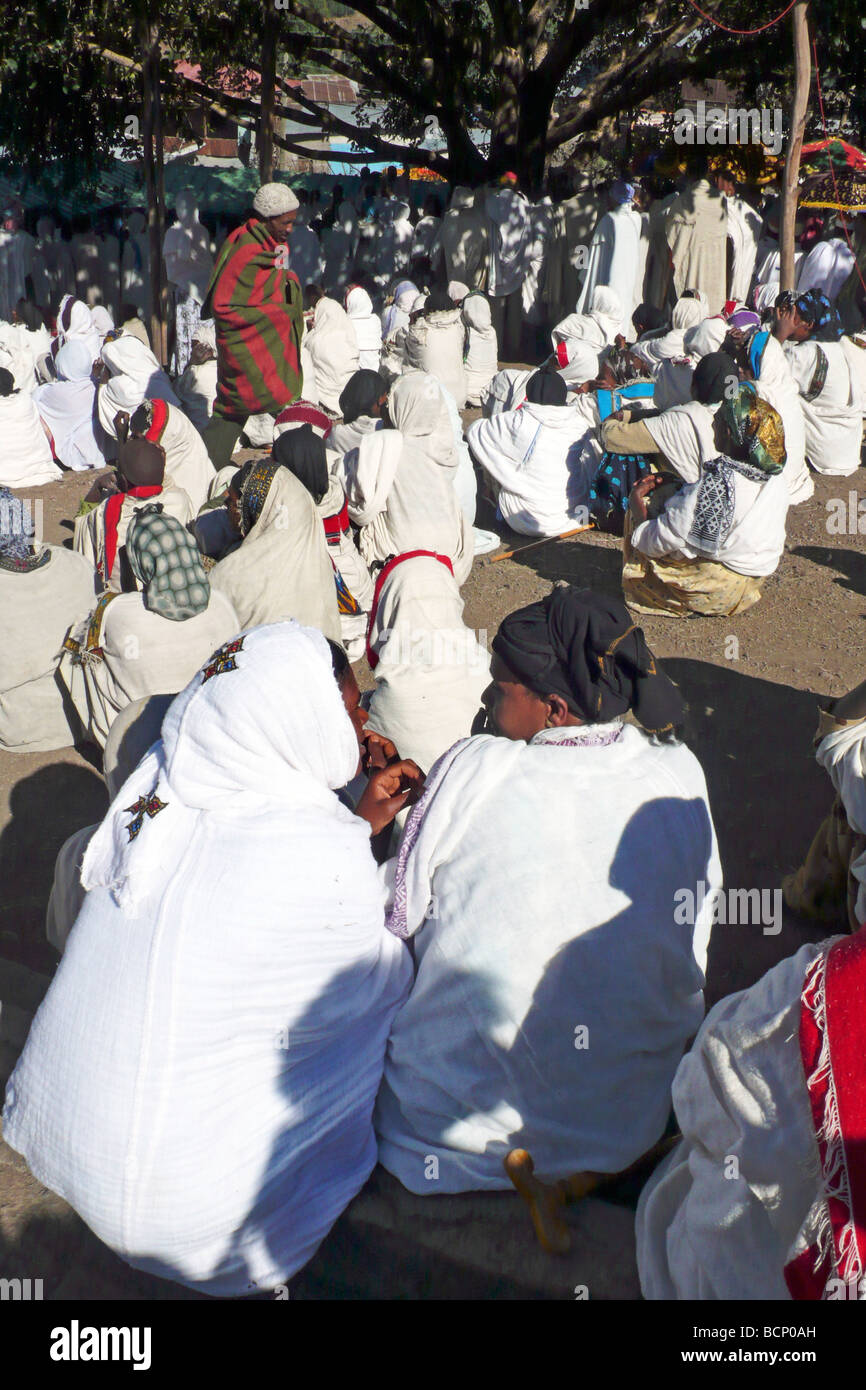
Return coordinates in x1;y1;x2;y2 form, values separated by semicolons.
327;638;350;681
0;367;15;396
16;299;44;333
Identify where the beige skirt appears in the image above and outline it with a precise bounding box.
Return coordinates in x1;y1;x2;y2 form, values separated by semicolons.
621;513;763;618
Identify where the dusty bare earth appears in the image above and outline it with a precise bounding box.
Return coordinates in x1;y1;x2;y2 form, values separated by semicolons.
0;432;863;1300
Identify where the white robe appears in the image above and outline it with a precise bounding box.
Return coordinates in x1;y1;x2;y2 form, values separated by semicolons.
725;195;762;304
462;294;499;406
300;298;360;415
402;307;468;409
3;621;412;1295
576;205;642;337
749;332;812;504
632;467;789;578
484;188;532;298
0;389;61;488
795;238;857;303
345;287;382;372
784;338;863;476
0;546;97;752
467;401;595;537
375;722;721;1192
364;554;490;774
643;399;720;485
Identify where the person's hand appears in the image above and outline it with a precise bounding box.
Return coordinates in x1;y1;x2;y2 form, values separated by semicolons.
629;472;664;523
362;729;400;774
726;325;746;349
83;472;120;503
773;304;797;342
355;759;425;836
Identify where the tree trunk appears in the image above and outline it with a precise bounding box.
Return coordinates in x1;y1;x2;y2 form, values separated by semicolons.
259;0;278;182
138;2;166;364
780;1;811;292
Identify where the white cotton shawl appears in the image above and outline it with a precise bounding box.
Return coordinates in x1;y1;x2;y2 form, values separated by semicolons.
209;466;341;640
552;285;623;353
633;294;709;369
375;723;721;1192
381;280;418;342
97;333;181;435
467;400;595;536
174;358;217;432
345;286;382;371
56;296;102;363
0;388;61;487
33;342;105;472
352;371;473;584
784;338;863;476
479;366;534;417
816;718;866;923
485;188;532;298
683;317;728;359
653;354;699;412
402;306;468;409
301;297;360;414
636;939;832;1299
2;620;411;1295
750;333;812;504
365;555;490;774
462;294;499;406
644;399;719;485
155;402;216;512
575;208;642;336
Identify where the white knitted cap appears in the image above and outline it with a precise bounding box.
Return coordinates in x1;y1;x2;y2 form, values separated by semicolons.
253;182;299;218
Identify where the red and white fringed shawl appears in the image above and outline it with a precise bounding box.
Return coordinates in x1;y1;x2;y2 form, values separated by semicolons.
785;928;866;1300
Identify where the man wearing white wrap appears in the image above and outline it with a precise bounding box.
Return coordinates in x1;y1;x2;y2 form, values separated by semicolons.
575;181;642;338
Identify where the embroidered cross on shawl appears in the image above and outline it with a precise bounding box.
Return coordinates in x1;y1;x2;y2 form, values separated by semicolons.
202;635;245;682
124;791;169;842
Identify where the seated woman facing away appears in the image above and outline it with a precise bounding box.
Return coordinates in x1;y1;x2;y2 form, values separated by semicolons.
73;431;193;592
622;381;789;618
3;621;420;1295
776;288;864;478
374;585;721;1194
636;925;866;1301
0;487;97;753
0;366;62;489
58;505;239;750
466;369;596;538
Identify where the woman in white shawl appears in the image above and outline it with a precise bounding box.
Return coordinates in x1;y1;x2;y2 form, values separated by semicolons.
375;587;720;1195
326;369;387;468
401;287;468;409
381;279;418;343
467;369;595;537
439;187;488;291
52;295;102;366
0;486;97;753
129;396;215;514
345;285;382;371
96;330;180;437
322;200;360;295
551;285;623;358
209;458;341;640
364;553;490;774
776;290;864;477
373;201;414;295
300;296;360;416
33;341;106;473
632;292;708;370
344;370;473;586
738;325;812;504
2;620;412;1296
462;292;499;407
59;505;239;750
636;926;866;1301
0;366;62;488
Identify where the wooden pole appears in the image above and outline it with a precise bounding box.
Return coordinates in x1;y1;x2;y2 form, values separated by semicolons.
780;0;811;292
259;0;279;182
138;2;166;363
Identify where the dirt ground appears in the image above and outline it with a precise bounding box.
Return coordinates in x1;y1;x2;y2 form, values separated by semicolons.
0;436;863;1299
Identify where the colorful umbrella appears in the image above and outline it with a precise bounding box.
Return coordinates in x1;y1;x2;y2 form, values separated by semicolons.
801;168;866;214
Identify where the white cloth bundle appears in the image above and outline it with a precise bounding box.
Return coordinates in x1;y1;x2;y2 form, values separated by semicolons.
2;621;412;1295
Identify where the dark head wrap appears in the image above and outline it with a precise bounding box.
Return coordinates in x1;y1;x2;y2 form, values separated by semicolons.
116;435;165;488
230;461;254;497
691;351;738;405
425;287;453;314
795;288;844;342
338;368;387;424
634;303;667;336
0;367;15;396
525;369;568;407
492;585;684;735
272;423;328;504
717;381;786;474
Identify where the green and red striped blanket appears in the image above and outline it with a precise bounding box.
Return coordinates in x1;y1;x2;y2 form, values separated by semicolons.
202;217;303;422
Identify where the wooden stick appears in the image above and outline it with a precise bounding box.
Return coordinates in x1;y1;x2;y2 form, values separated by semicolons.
486;523;595;564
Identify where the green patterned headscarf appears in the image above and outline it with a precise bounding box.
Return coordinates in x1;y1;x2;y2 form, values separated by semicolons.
126;504;210;622
718;381;787;475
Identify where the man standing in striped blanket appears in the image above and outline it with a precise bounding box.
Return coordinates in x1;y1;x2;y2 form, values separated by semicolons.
201;182;304;468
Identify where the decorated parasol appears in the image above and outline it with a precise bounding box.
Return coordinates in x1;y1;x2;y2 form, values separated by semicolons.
800;167;866;213
800;139;866;177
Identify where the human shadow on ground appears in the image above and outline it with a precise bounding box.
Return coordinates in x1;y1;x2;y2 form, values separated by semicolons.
792;544;866;599
0;764;108;974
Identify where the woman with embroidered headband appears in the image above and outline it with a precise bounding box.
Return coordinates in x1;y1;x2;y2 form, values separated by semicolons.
774;288;864;478
208;455;340;640
0;486;96;753
636;924;866;1301
374;584;721;1195
3;621;417;1295
622;381;790;618
58;504;239;750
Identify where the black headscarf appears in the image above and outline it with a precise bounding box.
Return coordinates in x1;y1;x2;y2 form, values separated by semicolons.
795;288;844;342
492;585;684;735
425;287;453;314
272;423;329;504
0;368;14;397
691;351;738;405
339;368;386;424
525;369;568;407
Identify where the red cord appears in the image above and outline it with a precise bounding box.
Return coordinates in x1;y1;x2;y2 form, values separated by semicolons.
681;0;798;35
810;37;866;299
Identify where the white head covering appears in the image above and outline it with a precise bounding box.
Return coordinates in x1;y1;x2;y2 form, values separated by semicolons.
192;320;217;351
91;306;115;339
684;318;729;358
753;282;780;316
671;292;709;332
589;286;624;342
56;340;94;383
253;182;299;218
448;281;470;304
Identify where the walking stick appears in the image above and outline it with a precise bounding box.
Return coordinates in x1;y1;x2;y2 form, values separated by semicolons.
485;522;595;564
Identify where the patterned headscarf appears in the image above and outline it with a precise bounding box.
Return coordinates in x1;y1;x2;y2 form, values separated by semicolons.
240;459;281;537
0;486;42;571
795;288;844;342
719;380;786;475
125;503;210;622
